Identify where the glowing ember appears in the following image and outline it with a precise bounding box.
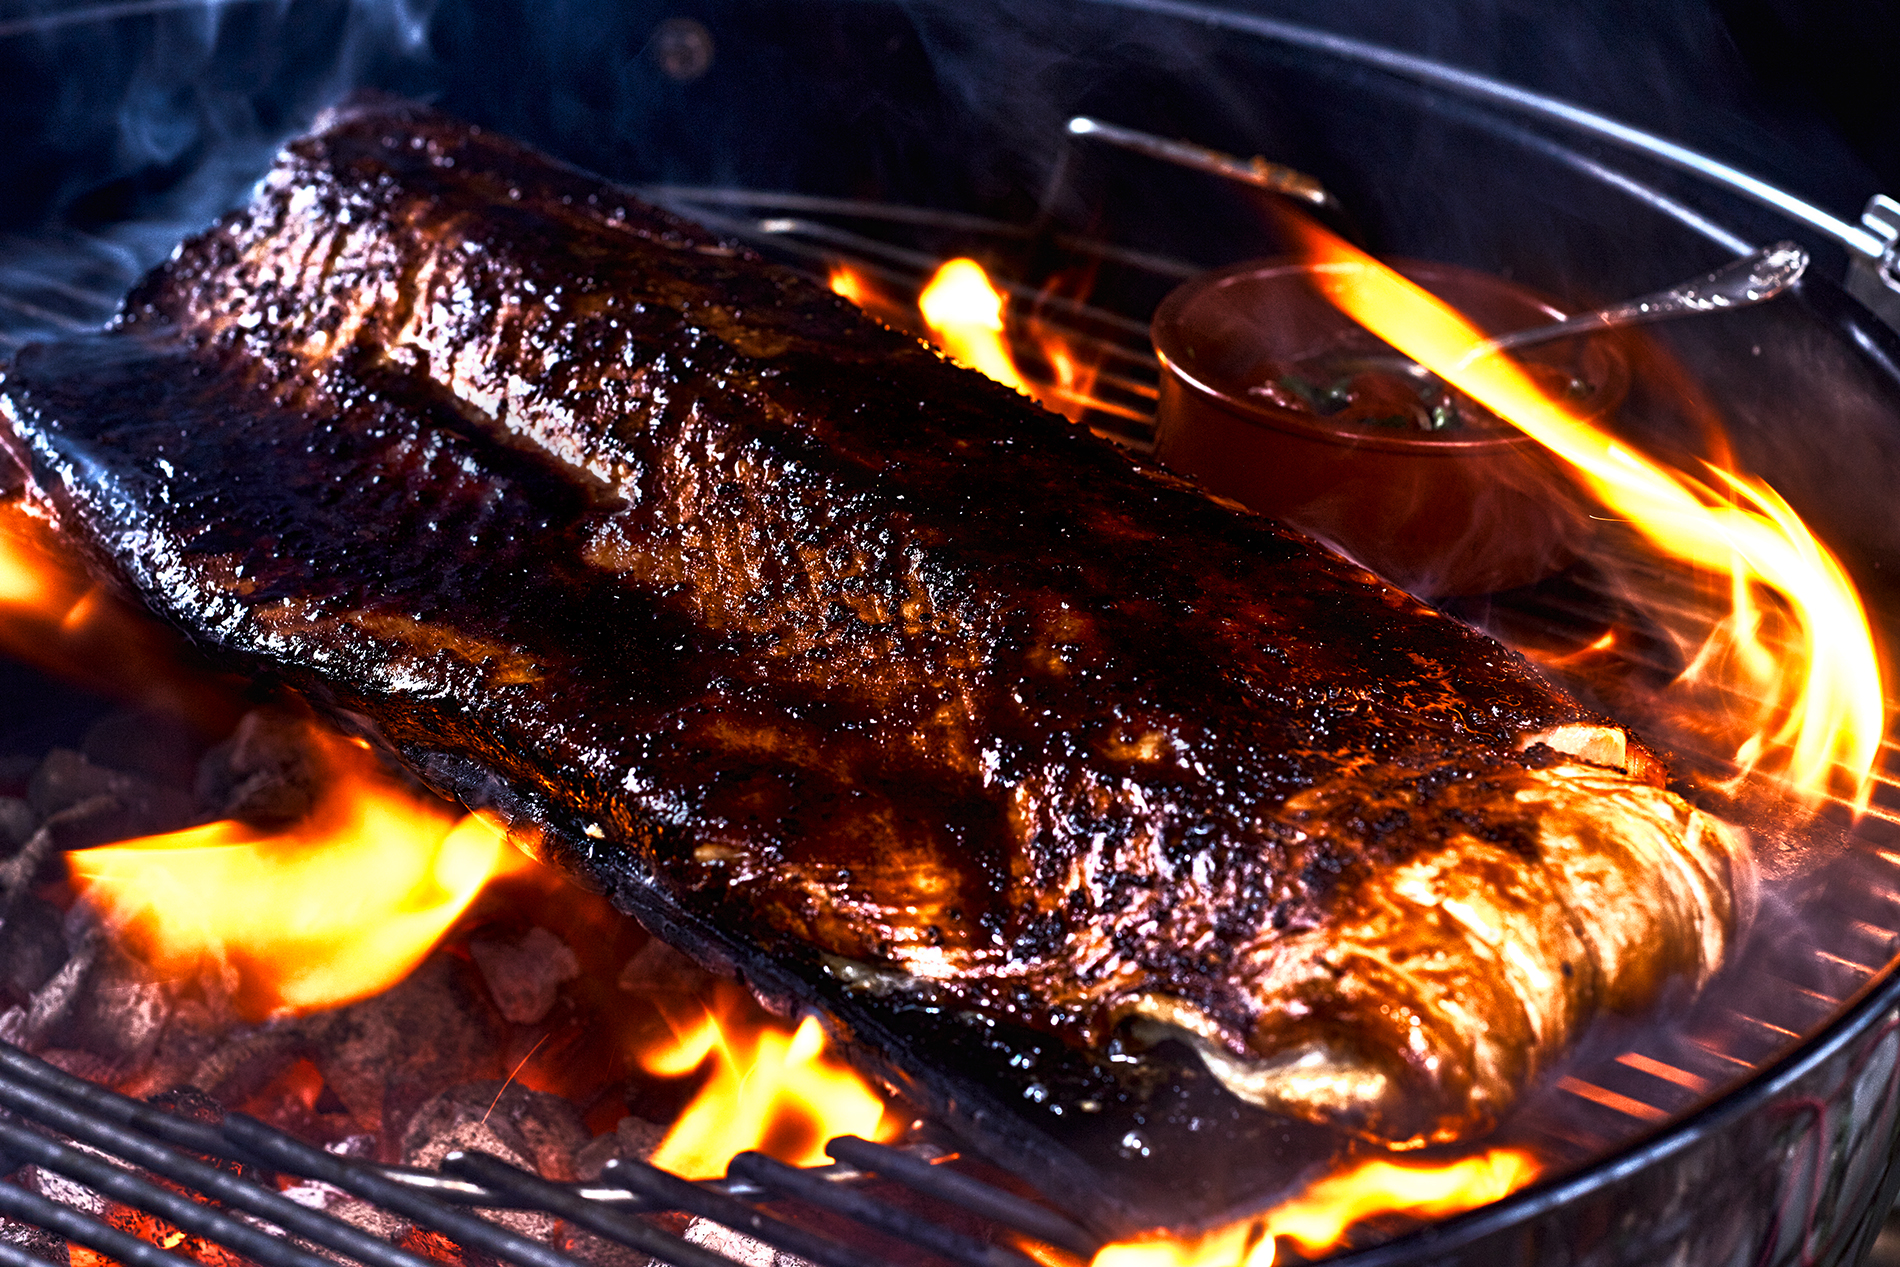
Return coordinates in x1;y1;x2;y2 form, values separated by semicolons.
636;984;893;1178
918;257;1032;394
68;727;533;1018
1092;1149;1540;1266
1280;216;1884;803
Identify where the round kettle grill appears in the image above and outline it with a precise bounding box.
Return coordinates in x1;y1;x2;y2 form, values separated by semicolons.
4;2;1900;1264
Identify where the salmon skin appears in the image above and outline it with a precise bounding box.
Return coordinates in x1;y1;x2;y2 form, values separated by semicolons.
0;100;1743;1149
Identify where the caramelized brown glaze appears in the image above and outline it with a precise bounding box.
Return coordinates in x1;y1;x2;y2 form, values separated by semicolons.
0;101;1744;1146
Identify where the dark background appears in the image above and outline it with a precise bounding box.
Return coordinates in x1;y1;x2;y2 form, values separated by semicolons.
0;0;1894;304
1717;0;1900;197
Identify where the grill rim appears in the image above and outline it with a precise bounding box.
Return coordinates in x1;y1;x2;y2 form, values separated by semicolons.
1322;919;1900;1265
7;5;1900;1253
1311;267;1900;1264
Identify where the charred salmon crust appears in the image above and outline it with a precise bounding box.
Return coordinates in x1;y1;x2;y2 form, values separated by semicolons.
0;99;1745;1147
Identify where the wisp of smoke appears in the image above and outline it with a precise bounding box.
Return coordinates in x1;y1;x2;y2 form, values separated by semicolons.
0;0;435;346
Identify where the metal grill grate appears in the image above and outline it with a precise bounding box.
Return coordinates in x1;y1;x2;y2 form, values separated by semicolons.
8;180;1900;1267
0;1040;1104;1267
636;187;1172;451
721;186;1900;1184
601;181;1900;1166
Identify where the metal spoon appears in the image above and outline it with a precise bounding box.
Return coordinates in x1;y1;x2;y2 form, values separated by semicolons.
1304;240;1808;384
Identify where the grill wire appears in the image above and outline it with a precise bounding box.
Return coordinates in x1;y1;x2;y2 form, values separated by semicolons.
0;1038;1104;1267
5;192;1900;1266
685;190;1900;1249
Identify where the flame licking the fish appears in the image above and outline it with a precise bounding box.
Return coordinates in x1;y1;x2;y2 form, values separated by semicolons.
827;260;918;330
0;508;55;610
827;262;873;308
0;497;125;644
635;982;896;1178
919;257;1033;394
853;257;1108;426
0;498;236;726
1093;1149;1540;1267
9;486;892;1174
1279;215;1884;805
7;496;527;1015
68;726;535;1018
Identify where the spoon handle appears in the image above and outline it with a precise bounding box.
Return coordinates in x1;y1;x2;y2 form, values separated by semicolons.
1454;241;1808;368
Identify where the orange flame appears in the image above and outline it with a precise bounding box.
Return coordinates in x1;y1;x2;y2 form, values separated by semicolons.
0;515;56;610
1092;1149;1539;1266
918;257;1032;394
916;258;1125;428
0;498;124;635
1041;338;1099;410
1280;216;1884;803
828;263;873;307
1015;1238;1087;1267
827;260;917;330
0;497;241;730
1031;326;1117;427
636;984;894;1178
67;728;532;1018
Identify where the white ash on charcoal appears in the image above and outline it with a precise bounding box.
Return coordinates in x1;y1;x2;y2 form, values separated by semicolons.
0;707;210;910
0;910;170;1082
145;1000;281;1103
15;1087;277;1267
29;734;197;847
277;1133;417;1251
401;1081;590;1242
681;1222;816;1267
0;703;346;894
0;706;242;1065
270;1106;681;1267
556;1117;681;1267
0;1215;70;1267
0;761;185;910
0;897;68;1001
173;1025;308;1108
298;953;509;1149
572;1115;666;1180
16;1163;107;1220
35;961;171;1077
0;798;35;852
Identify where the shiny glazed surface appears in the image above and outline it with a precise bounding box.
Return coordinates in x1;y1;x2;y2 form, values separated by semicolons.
0;101;1742;1147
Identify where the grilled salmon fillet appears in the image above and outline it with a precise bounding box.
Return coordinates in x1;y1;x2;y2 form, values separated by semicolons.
0;100;1746;1147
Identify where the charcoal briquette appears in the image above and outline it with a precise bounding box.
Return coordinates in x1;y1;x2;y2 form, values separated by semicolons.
0;896;69;1000
470;926;580;1024
0;798;35;853
81;710;204;789
194;708;325;825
